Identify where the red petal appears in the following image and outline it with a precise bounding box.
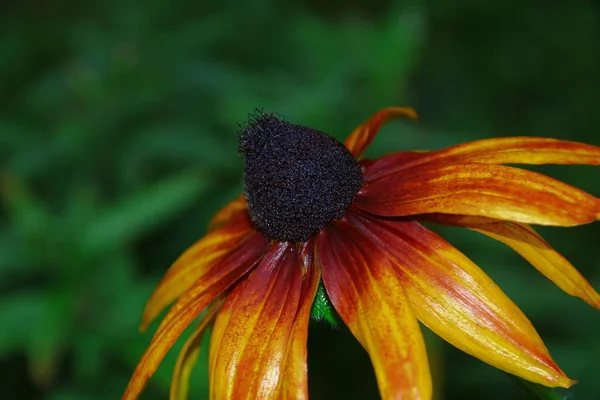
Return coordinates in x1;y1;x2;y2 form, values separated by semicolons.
348;211;574;387
277;240;321;400
344;107;418;158
356;162;600;226
208;242;316;400
364;137;600;181
318;220;432;400
122;231;267;400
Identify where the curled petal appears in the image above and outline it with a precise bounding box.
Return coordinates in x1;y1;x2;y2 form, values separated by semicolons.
356;162;600;226
348;211;574;388
277;240;321;400
209;242;316;400
420;214;600;309
318;220;432;400
170;299;223;400
140;211;255;331
122;232;267;400
364;137;600;180
344;107;418;158
208;195;248;232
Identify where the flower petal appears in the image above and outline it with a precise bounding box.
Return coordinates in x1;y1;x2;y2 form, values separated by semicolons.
170;299;223;400
208;242;315;400
122;231;267;400
140;210;255;331
348;211;574;387
208;194;248;232
344;107;418;158
356;162;600;226
318;220;432;400
364;137;600;180
277;240;321;400
419;214;600;309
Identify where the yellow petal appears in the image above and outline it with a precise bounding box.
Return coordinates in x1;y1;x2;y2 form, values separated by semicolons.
170;299;223;400
318;220;432;400
420;214;600;309
357;162;600;226
348;211;575;388
209;242;315;400
343;107;418;158
140;210;256;331
122;231;266;400
364;137;600;180
277;240;321;400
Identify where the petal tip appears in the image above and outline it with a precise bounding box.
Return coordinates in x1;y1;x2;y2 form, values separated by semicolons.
389;106;419;120
556;376;578;389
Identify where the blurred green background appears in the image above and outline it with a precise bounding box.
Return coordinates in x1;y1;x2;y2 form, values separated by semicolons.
1;1;599;399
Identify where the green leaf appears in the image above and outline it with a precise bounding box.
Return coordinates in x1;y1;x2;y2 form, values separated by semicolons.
310;280;340;327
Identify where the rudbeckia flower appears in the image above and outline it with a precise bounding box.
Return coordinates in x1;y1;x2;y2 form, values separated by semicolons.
123;107;600;400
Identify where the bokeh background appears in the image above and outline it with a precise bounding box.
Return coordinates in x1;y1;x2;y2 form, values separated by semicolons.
2;1;599;399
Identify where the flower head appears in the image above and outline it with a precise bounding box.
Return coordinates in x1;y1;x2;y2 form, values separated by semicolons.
123;107;600;400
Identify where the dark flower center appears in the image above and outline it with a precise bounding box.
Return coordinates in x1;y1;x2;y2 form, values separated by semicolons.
239;111;363;242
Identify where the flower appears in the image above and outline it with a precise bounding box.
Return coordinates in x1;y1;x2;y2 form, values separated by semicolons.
122;107;600;400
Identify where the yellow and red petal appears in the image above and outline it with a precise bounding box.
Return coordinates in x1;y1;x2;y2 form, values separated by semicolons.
170;299;223;400
344;107;418;158
364;137;600;181
318;220;432;400
419;214;600;309
208;242;317;400
122;231;267;400
277;240;321;400
348;211;574;387
208;194;248;232
356;162;600;226
140;210;255;331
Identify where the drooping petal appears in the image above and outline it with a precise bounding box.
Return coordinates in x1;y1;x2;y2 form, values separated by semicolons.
277;240;321;400
140;209;255;331
356;162;600;226
318;220;432;400
419;214;600;309
209;242;316;400
364;137;600;180
208;195;248;232
122;231;267;400
170;299;223;400
343;107;418;158
348;210;574;388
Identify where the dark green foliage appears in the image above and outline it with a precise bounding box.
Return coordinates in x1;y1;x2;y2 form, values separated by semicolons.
1;1;598;399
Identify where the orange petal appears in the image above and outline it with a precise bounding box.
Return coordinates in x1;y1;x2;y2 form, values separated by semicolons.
343;107;418;158
318;220;432;400
140;210;256;331
122;231;267;400
277;240;321;400
207;194;248;232
348;211;575;388
208;242;315;400
356;162;600;226
170;299;223;400
364;137;600;180
419;214;600;309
